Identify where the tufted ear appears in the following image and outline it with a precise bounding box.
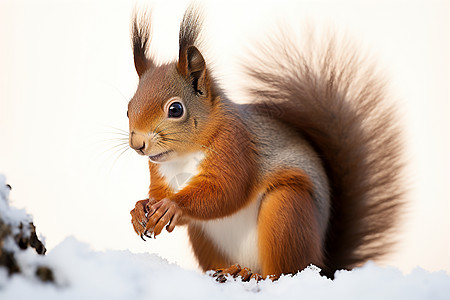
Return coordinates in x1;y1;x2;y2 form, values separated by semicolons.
178;45;207;96
132;14;155;77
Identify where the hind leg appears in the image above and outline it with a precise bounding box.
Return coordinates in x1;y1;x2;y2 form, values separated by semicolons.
258;169;324;278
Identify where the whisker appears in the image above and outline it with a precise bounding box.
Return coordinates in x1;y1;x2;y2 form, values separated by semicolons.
100;137;129;142
153;119;165;135
161;137;181;142
107;126;129;134
108;144;130;157
106;133;129;137
108;143;130;150
157;140;171;152
155;127;171;136
112;146;131;167
160;131;190;137
99;127;130;148
96;141;129;156
93;140;128;150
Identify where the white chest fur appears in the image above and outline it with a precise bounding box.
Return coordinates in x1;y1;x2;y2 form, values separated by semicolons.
156;151;205;192
157;151;262;272
195;195;262;272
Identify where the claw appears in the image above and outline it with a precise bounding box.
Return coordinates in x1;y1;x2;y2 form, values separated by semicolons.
238;267;252;281
212;270;222;277
144;230;153;239
140;233;146;241
267;274;279;282
250;273;263;282
216;274;227;283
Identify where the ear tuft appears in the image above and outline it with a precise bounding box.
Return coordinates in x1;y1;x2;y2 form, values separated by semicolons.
131;11;155;77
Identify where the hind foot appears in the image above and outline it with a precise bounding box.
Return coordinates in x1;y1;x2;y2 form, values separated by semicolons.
211;264;270;283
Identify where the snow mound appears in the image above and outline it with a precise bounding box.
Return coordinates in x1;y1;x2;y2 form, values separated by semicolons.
0;174;32;235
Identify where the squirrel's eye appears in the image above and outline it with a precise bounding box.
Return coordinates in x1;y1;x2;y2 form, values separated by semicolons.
168;102;184;118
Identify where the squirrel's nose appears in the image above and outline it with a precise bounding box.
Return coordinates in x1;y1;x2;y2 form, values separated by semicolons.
129;132;147;155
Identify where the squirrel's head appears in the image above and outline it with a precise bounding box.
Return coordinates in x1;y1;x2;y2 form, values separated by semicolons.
128;9;217;163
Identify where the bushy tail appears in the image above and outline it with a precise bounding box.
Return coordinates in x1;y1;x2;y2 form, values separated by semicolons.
245;29;405;276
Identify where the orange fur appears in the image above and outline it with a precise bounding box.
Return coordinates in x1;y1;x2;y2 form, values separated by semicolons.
258;169;323;277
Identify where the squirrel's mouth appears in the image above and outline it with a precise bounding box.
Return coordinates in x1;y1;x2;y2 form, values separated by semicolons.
148;150;174;163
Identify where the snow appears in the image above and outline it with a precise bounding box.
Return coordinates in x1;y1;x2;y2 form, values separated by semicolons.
1;173;450;299
0;174;31;235
1;238;450;300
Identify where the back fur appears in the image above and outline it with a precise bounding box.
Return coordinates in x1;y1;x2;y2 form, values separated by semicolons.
245;29;405;276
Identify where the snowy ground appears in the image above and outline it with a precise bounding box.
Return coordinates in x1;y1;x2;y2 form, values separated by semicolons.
1;174;450;299
2;240;450;300
1;239;450;300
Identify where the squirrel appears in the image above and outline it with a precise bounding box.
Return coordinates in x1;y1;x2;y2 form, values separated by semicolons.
128;6;404;280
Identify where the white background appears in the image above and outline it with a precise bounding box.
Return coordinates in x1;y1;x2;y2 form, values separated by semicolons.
0;0;449;273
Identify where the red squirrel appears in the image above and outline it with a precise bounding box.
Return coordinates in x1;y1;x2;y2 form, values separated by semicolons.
128;6;404;280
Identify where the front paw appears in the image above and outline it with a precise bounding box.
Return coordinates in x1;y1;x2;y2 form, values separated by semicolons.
130;198;157;240
145;198;184;237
